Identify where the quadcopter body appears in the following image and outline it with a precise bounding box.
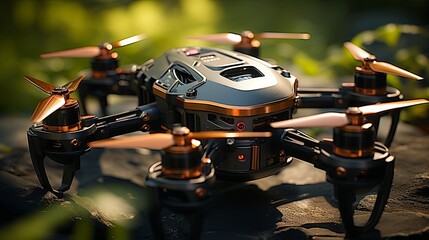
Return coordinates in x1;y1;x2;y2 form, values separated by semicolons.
26;34;428;239
136;46;298;180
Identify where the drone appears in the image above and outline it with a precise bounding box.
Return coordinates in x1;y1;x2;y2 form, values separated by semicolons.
26;31;427;239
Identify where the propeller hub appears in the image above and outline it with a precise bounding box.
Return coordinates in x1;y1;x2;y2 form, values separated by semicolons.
346;107;362;115
241;31;255;41
172;126;191;136
100;42;113;51
52;87;68;95
172;126;191;146
364;55;376;62
346;107;365;126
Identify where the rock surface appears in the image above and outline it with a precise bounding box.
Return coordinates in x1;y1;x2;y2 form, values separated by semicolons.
0;116;428;239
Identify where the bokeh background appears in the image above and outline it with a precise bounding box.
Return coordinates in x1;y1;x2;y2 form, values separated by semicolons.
1;0;429;126
0;1;428;239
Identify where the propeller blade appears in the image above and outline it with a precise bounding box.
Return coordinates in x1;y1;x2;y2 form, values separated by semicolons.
88;130;272;150
359;99;429;115
111;33;146;48
24;75;56;94
88;133;175;150
31;95;66;123
254;32;310;40
270;112;349;128
270;99;428;129
40;46;101;58
187;33;242;44
190;131;272;139
369;61;423;80
344;42;423;79
343;42;373;61
62;75;85;93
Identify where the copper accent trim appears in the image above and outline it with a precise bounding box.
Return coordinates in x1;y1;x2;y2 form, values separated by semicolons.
154;82;295;116
333;145;374;158
166;142;200;154
342;82;355;88
354;86;387;96
162;164;202;179
153;84;167;98
180;97;295;117
92;68;121;79
190;131;272;139
64;98;79;107
251;145;260;170
340;123;373;133
43;121;82;133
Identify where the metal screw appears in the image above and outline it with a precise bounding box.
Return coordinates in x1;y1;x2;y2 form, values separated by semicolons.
346;107;362;115
141;124;150;132
195;187;207;198
186;89;197;97
226;138;235;145
295;96;302;107
141;112;150;121
279;150;286;162
336;166;347;177
71;139;81;147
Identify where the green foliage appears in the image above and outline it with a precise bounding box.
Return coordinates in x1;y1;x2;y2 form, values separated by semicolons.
288;23;429;125
351;24;429;124
2;0;427;123
0;2;428;238
0;203;73;240
0;183;149;240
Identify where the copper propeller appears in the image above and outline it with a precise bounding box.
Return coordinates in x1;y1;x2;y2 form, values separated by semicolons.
270;99;429;128
344;42;422;80
188;31;310;47
25;75;84;123
40;33;146;58
88;128;272;150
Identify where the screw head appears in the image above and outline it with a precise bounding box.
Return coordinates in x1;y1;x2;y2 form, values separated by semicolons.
71;139;81;147
335;166;347;177
195;187;207;198
346;107;362;115
140;112;150;121
186;89;197;97
226;138;235;145
52;87;68;94
141;124;150;132
172;126;190;136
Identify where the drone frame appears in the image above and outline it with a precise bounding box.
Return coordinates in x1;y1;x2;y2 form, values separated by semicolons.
26;39;427;239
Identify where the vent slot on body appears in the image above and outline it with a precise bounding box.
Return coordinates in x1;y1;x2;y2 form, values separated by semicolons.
220;66;264;82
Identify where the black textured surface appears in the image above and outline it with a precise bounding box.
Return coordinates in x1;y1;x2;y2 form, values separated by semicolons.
0;117;428;239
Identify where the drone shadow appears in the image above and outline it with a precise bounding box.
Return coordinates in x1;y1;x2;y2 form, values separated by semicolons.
71;149;385;240
204;180;387;240
199;180;345;240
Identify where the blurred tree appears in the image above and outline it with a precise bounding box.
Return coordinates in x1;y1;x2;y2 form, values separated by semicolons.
0;0;428;120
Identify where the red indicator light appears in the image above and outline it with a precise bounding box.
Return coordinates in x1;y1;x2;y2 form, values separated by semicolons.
236;121;246;131
238;154;245;161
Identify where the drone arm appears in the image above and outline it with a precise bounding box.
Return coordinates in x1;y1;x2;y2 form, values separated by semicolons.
297;87;344;108
274;128;322;165
26;102;161;196
87;102;161;141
